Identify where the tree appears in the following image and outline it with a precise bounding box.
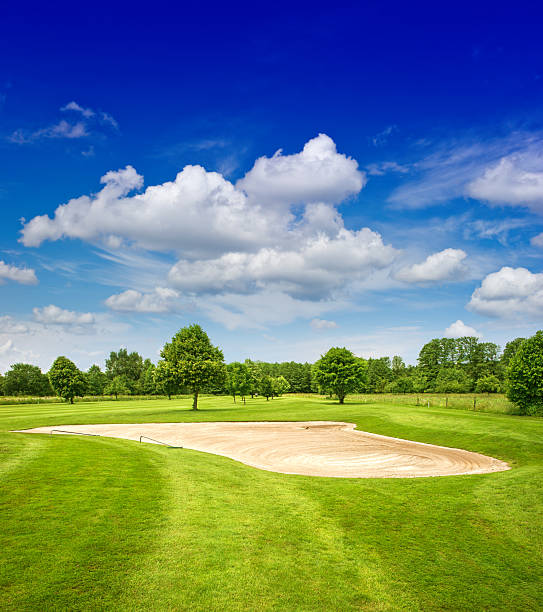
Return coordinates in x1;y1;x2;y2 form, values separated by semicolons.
105;375;130;400
259;374;274;400
3;363;53;396
105;348;144;393
160;324;226;410
227;362;252;403
49;357;86;404
507;330;543;416
313;347;367;404
501;337;526;368
273;375;290;396
434;367;472;394
475;375;501;394
86;365;107;395
142;362;157;395
154;361;179;399
244;359;262;398
365;358;391;393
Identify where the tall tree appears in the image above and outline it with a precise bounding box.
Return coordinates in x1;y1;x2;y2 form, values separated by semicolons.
313;347;367;404
507;330;543;416
160;324;226;410
49;357;86;403
3;363;52;396
86;365;107;395
227;362;252;403
105;348;144;392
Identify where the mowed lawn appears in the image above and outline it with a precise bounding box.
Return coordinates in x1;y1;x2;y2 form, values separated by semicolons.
1;396;542;611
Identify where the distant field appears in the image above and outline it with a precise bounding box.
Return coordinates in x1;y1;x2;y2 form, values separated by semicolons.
1;395;542;611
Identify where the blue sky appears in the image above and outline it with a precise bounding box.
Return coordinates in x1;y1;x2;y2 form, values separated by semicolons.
1;1;543;371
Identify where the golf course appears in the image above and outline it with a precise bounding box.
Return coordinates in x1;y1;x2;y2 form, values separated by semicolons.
1;395;542;611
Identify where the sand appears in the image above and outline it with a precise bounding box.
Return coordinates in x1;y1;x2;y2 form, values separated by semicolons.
15;421;510;478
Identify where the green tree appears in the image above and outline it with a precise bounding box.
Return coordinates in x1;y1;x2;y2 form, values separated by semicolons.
160;324;226;410
3;363;52;396
105;375;130;400
313;347;367;404
475;374;501;394
365;357;391;393
501;337;526;368
507;330;543;416
49;357;86;403
154;361;179;399
105;348;144;393
434;367;472;393
273;375;290;396
227;362;252;403
259;374;274;400
0;373;4;396
86;365;107;395
142;362;157;395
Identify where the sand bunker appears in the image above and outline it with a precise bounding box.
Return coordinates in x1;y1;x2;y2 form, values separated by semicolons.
15;421;509;478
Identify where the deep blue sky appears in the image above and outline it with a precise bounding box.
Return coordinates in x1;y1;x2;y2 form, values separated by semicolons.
1;1;542;370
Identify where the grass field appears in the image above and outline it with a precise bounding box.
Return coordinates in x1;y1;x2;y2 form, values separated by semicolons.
1;395;542;611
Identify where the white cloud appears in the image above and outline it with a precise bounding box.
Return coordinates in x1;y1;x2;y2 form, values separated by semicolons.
10;120;88;143
0;339;14;355
0;316;28;334
310;318;338;330
168;227;397;299
236;133;365;207
33;305;95;325
387;131;543;209
467;154;543;213
467;266;543;318
370;125;398;147
531;232;543;247
100;112;119;130
444;319;482;339
395;248;467;283
366;161;409;176
105;287;180;313
0;260;38;285
61;101;95;118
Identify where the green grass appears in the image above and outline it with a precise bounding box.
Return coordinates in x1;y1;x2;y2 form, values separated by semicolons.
1;395;542;611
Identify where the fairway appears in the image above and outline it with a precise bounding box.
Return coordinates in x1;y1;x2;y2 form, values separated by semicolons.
18;420;509;479
1;395;542;611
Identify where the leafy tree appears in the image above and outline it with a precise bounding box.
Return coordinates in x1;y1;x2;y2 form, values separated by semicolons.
391;355;406;377
385;375;414;394
501;337;526;368
154;361;179;399
3;363;52;396
160;324;226;410
227;362;252;403
142;362;157;395
507;330;543;416
86;365;107;395
259;374;274;400
0;373;4;396
105;348;144;392
365;358;391;393
313;347;367;404
434;367;472;394
475;375;501;394
49;357;86;403
273;375;290;396
244;359;262;398
105;375;130;400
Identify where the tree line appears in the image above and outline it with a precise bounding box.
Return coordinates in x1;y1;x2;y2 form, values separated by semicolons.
0;325;541;415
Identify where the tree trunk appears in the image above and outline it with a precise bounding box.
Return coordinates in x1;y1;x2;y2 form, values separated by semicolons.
192;389;199;410
70;396;74;404
338;395;345;404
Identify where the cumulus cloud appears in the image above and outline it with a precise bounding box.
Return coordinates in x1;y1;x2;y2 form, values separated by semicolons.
310;318;338;330
105;287;180;313
236;133;365;207
0;261;38;285
467;267;543;318
395;248;467;283
467;155;543;213
444;319;482;339
0;316;28;334
168;228;397;299
33;305;95;325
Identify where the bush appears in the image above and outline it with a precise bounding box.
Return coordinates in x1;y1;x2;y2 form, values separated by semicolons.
507;330;543;416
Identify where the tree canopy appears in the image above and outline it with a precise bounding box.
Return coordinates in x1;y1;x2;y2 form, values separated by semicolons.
313;347;366;404
159;324;226;410
507;330;543;416
48;357;86;403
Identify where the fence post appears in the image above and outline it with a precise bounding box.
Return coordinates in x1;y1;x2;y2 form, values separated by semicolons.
473;397;476;411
